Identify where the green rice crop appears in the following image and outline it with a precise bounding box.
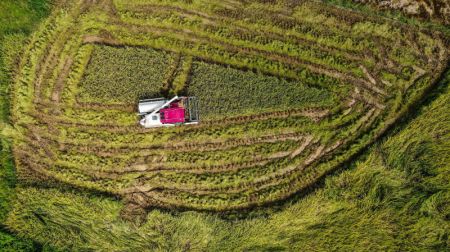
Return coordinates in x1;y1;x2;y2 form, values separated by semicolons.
187;61;337;118
79;45;174;104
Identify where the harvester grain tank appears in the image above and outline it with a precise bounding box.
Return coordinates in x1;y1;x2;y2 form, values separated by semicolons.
138;96;199;128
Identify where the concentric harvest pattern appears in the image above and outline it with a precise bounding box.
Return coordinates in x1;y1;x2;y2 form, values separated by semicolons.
11;0;448;212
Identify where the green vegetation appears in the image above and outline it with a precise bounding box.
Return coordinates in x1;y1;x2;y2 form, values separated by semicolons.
1;0;449;250
188;61;336;118
0;35;24;223
79;45;174;103
0;0;52;250
0;231;36;252
0;0;50;35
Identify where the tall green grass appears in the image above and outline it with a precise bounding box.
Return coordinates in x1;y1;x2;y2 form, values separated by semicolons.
0;0;50;36
0;0;52;250
0;35;25;223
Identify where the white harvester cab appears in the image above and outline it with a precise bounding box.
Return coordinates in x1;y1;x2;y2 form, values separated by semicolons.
138;96;199;128
139;112;164;128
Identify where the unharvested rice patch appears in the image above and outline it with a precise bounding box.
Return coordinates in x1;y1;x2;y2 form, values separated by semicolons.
78;45;174;104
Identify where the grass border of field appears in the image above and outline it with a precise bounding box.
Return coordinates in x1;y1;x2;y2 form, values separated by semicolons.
0;0;58;250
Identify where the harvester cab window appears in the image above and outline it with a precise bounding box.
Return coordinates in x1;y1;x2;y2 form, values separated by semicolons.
152;115;158;121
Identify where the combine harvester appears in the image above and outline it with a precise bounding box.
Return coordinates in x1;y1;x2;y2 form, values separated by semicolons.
138;96;199;128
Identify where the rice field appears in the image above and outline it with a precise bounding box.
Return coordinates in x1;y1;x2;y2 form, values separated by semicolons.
1;0;449;250
78;45;174;103
0;3;448;251
6;0;448;216
187;61;336;118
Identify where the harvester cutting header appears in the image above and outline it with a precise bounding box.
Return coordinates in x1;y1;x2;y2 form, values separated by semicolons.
138;96;199;128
